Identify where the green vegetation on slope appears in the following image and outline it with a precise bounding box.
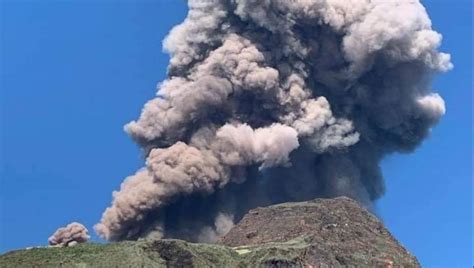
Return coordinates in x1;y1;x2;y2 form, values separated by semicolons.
0;237;319;268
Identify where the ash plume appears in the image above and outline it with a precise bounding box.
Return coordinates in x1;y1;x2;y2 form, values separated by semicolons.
48;222;90;247
95;0;451;242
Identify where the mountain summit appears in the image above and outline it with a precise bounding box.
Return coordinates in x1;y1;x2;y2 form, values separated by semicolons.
0;197;419;267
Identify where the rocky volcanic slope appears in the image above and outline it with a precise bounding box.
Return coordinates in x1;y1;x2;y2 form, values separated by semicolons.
0;197;419;267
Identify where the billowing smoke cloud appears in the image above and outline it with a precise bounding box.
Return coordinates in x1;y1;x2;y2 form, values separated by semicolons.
48;222;90;247
95;0;451;242
198;213;235;243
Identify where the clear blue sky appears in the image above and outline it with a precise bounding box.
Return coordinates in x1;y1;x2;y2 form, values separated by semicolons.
0;0;471;266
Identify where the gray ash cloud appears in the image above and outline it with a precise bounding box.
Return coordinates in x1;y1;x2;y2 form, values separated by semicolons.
95;0;451;242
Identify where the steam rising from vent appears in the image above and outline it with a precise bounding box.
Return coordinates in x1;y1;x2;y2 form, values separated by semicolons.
95;0;451;242
49;222;90;247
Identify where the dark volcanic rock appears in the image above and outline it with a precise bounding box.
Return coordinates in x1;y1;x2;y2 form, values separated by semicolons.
0;197;419;267
220;197;420;267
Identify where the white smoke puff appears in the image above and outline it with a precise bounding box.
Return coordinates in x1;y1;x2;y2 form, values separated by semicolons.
417;93;446;120
48;222;89;247
308;119;360;152
214;123;299;168
197;213;235;243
